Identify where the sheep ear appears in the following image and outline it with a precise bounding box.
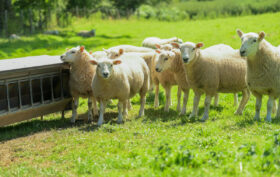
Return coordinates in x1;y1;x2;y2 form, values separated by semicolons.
80;46;85;52
236;29;243;38
103;48;109;54
89;51;93;54
89;59;98;65
171;42;180;49
113;59;122;65
155;49;161;54
119;49;124;55
258;31;265;41
155;44;161;49
196;42;204;48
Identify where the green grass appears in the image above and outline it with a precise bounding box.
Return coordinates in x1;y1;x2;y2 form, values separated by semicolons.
1;13;280;176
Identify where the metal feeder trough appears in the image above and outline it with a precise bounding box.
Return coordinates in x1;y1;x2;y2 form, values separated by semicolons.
0;55;72;127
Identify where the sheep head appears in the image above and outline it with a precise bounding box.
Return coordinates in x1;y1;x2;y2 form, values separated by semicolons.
60;46;85;63
90;58;122;79
171;42;203;64
237;29;266;57
155;49;175;72
104;48;124;59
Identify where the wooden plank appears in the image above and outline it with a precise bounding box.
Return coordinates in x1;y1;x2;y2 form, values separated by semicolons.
0;98;72;127
0;55;62;73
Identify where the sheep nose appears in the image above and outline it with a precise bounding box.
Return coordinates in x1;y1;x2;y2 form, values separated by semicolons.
156;68;161;72
60;55;63;59
240;50;246;56
103;72;109;78
183;57;189;63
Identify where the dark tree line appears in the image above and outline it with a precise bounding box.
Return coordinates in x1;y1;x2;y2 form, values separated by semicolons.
0;0;171;36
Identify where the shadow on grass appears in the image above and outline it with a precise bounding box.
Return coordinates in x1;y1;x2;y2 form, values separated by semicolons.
79;112;120;132
0;112;94;142
0;114;76;142
235;116;280;128
97;34;131;39
196;105;224;117
235;118;255;128
143;107;181;122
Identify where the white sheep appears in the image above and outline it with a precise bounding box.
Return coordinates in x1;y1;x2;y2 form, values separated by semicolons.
142;37;183;49
174;42;250;121
111;47;184;112
154;48;190;115
237;29;280;122
91;51;107;60
104;45;154;59
89;55;150;126
60;46;98;123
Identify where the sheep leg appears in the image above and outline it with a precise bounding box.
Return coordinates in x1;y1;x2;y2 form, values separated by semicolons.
180;89;189;115
88;97;93;122
201;94;212;121
168;91;172;106
92;97;98;116
276;98;280;119
234;89;250;115
139;94;146;117
164;87;171;112
97;100;105;126
117;101;124;124
254;95;262;121
71;96;79;123
154;84;159;108
214;93;219;107
266;96;274;122
234;93;239;107
177;86;182;112
127;99;132;111
123;100;128;117
189;92;201;119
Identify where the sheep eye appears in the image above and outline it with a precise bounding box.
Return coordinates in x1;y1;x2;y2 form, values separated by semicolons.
71;51;75;54
192;48;195;51
253;39;257;43
97;65;100;68
164;57;168;61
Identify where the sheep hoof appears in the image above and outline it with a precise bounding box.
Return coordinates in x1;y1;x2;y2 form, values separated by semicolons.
97;121;103;126
87;119;93;124
179;111;186;116
266;117;272;123
117;119;123;124
189;114;195;118
200;115;208;122
234;111;242;115
164;108;169;112
199;119;206;122
253;116;260;121
71;118;76;124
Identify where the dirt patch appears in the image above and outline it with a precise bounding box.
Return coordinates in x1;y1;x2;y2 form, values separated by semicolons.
0;131;54;167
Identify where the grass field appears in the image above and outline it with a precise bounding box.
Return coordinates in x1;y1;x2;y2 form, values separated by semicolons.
1;13;280;176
